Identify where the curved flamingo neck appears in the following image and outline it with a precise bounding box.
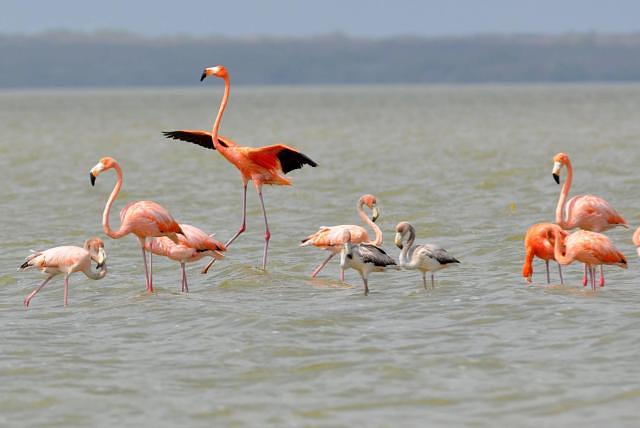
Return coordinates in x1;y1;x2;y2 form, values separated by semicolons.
357;202;382;245
84;265;107;280
633;227;640;246
552;229;572;265
102;163;127;239
555;158;573;229
400;226;416;262
211;75;230;151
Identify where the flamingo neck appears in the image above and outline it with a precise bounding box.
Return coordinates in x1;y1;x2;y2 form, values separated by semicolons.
84;265;107;280
555;159;573;228
552;229;572;265
211;76;230;151
358;203;382;245
633;227;640;246
400;227;415;264
102;163;127;239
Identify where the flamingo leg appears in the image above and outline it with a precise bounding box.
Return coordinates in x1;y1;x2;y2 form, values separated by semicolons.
339;268;345;282
63;275;70;307
257;188;271;271
225;183;248;248
592;266;597;292
182;263;189;293
557;263;564;284
311;252;335;278
140;241;153;293
599;265;605;287
431;273;435;289
582;264;588;286
363;276;369;296
545;260;550;284
422;272;427;289
24;275;54;308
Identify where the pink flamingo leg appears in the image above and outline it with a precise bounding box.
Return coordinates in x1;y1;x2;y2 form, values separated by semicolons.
599;265;605;287
545;260;550;284
140;244;153;293
181;262;189;293
24;275;54;308
582;264;588;286
258;189;271;270
339;268;345;282
63;275;69;307
557;264;564;284
311;253;336;278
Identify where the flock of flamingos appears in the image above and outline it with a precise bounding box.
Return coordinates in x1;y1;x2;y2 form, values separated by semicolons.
17;65;640;307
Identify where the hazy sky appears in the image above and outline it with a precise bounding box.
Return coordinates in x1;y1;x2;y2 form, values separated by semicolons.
3;0;640;37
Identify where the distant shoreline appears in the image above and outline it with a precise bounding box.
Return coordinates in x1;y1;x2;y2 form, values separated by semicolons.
3;31;640;88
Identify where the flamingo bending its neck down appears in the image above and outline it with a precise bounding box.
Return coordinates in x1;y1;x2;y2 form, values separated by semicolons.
163;65;317;270
551;229;627;292
552;152;628;286
394;222;460;289
301;194;382;281
19;237;107;307
145;224;226;293
340;230;396;296
633;227;640;257
90;157;183;293
522;223;567;284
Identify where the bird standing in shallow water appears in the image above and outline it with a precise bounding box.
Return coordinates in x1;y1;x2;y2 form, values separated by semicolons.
145;224;226;293
301;194;382;281
90;157;183;293
522;223;568;284
552;152;627;287
19;237;107;307
551;228;627;292
340;230;396;296
163;65;317;271
394;222;459;289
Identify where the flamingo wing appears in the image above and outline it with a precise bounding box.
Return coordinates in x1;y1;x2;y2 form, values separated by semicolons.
359;244;397;267
179;224;226;252
247;145;318;174
162;130;233;150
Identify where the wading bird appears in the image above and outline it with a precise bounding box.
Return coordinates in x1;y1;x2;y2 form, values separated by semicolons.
634;226;640;257
301;194;382;281
551;228;627;292
552;152;628;286
163;65;317;270
90;157;183;293
522;222;568;284
340;230;396;296
145;224;226;293
394;222;459;289
19;237;107;307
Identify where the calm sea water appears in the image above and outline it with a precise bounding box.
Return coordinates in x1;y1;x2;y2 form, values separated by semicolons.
1;84;639;427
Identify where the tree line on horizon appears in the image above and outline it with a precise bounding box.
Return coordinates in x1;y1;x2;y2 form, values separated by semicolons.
2;31;640;87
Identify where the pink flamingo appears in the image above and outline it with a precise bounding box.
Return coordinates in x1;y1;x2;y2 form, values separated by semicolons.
551;228;627;291
633;226;640;257
145;224;226;292
552;152;628;286
163;65;317;270
90;157;184;293
300;194;382;281
19;237;107;307
522;223;568;284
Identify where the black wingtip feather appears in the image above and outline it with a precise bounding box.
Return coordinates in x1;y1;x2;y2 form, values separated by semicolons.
277;149;318;174
162;130;217;151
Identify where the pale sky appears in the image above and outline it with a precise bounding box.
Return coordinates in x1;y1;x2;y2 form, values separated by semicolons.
2;0;640;37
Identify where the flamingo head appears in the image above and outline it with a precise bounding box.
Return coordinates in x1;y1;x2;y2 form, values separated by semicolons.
90;157;117;186
201;65;228;81
552;152;569;184
359;194;380;222
84;237;107;269
394;221;414;249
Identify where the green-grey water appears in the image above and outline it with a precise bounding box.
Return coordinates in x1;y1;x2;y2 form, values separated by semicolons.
1;85;639;427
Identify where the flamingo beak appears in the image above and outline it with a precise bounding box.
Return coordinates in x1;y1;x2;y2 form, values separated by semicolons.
552;161;561;184
96;247;106;269
372;207;380;223
394;233;403;249
90;172;96;186
200;70;208;81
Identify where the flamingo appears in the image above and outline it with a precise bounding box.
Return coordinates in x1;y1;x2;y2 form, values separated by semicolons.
551;228;627;292
634;226;640;257
19;237;107;307
552;152;628;286
90;157;184;293
394;222;460;289
163;65;317;270
144;224;226;293
300;194;382;281
340;230;397;296
522;222;568;284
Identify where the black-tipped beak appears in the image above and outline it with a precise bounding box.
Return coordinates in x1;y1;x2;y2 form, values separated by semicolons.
552;173;560;184
200;71;207;82
96;262;104;269
90;172;96;186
